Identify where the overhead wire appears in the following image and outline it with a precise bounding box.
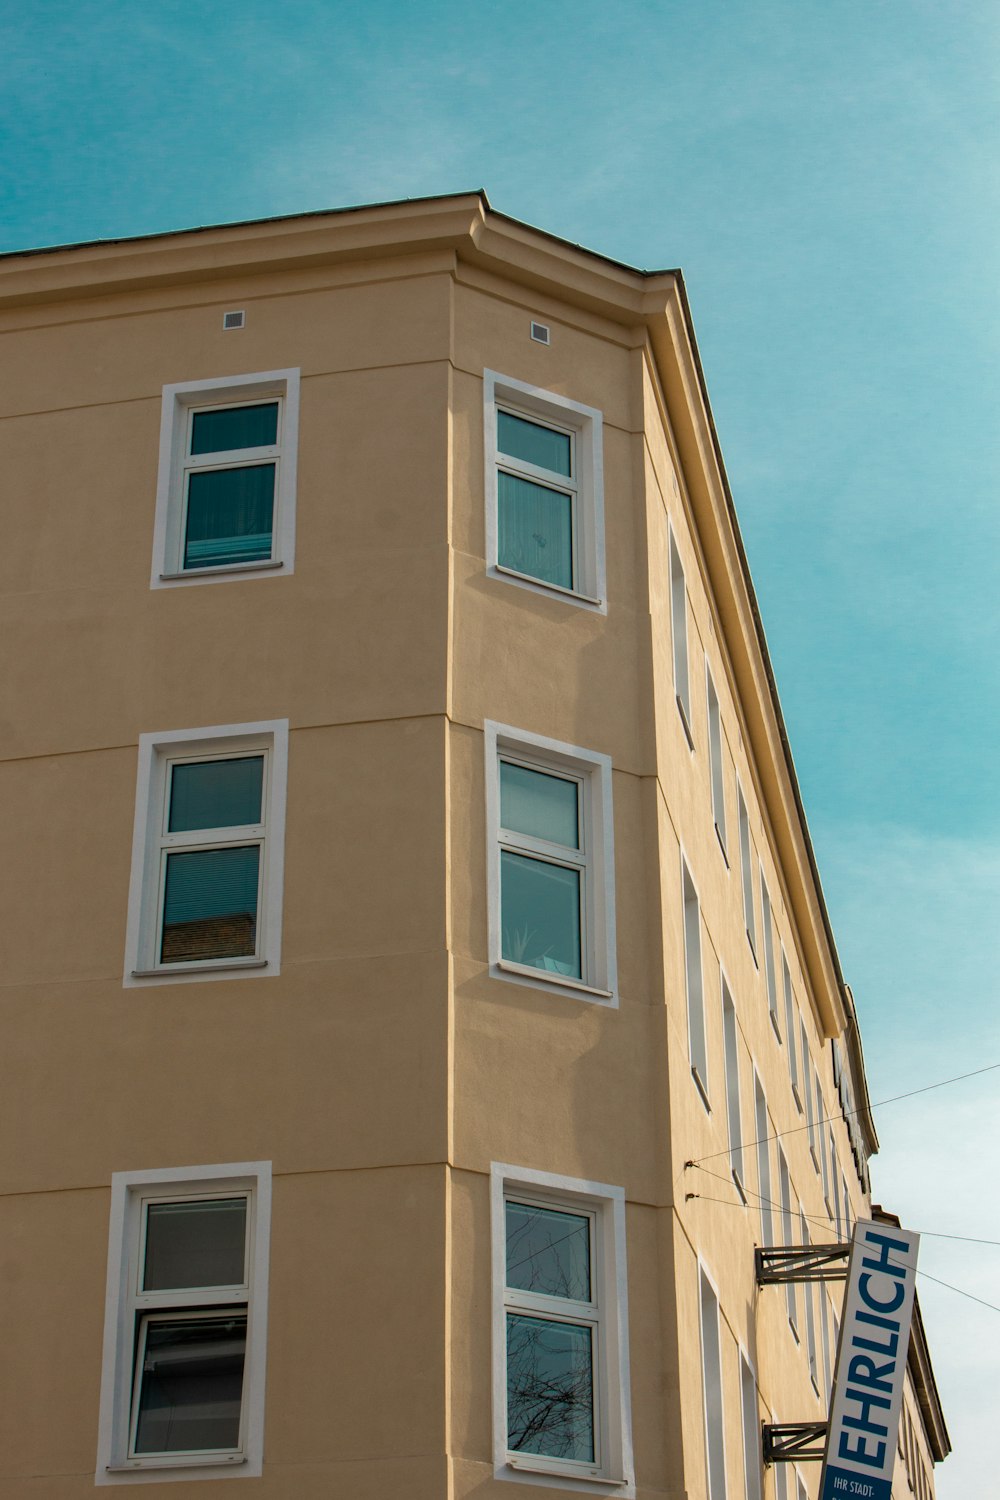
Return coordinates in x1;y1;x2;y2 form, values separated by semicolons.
686;1059;1000;1169
684;1165;1000;1314
685;1161;1000;1246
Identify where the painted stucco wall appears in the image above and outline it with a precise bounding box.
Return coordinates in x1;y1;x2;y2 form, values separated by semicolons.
0;200;932;1499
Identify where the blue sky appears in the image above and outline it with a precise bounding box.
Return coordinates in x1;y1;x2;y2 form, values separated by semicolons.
3;2;997;1491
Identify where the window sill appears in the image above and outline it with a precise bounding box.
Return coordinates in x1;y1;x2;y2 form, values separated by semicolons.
792;1083;803;1114
675;695;695;751
769;1010;782;1043
746;930;759;967
691;1064;711;1114
159;559;284;581
507;1458;627;1487
810;1146;821;1174
495;958;613;1002
492;562;603;608
714;823;729;866
131;958;269;978
731;1167;748;1205
107;1454;246;1473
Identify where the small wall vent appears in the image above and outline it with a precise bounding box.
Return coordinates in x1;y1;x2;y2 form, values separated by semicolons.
223;310;246;330
530;320;551;345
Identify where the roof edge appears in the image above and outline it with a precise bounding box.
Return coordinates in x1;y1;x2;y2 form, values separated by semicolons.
0;188;492;264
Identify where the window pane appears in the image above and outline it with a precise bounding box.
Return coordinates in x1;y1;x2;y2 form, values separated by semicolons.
161;846;259;963
700;1275;726;1500
500;761;579;848
144;1199;247;1291
498;411;571;476
169;757;264;833
507;1314;594;1462
501;851;581;978
506;1201;591;1300
190;402;278;455
498;473;573;590
133;1315;246;1454
184;464;275;569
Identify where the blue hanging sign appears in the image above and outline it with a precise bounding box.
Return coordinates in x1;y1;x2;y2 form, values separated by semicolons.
819;1219;920;1500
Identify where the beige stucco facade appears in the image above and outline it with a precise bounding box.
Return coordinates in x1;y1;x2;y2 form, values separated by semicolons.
0;193;947;1498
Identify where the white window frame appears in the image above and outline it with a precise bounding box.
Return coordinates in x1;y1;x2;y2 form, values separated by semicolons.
801;1021;819;1169
484;370;606;612
682;856;710;1109
800;1208;819;1393
760;871;780;1040
832;1143;844;1240
485;721;617;1005
811;1067;824;1176
782;950;803;1112
753;1072;772;1248
699;1264;728;1500
774;1448;789;1500
739;1350;763;1500
819;1283;833;1401
669;527;694;747
151;369;300;589
827;1128;839;1230
123;719;289;987
820;1108;834;1219
778;1149;797;1339
737;783;757;961
95;1160;271;1485
706;662;728;861
722;974;746;1201
490;1162;633;1495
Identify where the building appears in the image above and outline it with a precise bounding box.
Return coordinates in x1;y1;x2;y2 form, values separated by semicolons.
0;192;949;1498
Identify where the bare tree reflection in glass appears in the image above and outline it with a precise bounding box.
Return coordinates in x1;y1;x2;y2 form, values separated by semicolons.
506;1314;594;1461
504;1199;595;1461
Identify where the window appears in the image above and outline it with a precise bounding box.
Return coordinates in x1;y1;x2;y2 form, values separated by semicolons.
699;1268;727;1500
737;784;756;959
777;1150;796;1338
722;977;746;1198
123;720;288;987
484;371;605;610
486;722;617;1004
96;1161;271;1484
706;665;727;857
683;861;710;1106
832;1143;844;1240
760;874;779;1038
754;1073;772;1247
774;1455;789;1500
739;1354;762;1500
820;1284;832;1401
782;952;802;1110
800;1209;818;1392
491;1163;633;1493
812;1069;825;1176
152;370;300;587
670;529;694;744
801;1022;818;1168
820;1116;833;1220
